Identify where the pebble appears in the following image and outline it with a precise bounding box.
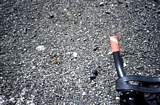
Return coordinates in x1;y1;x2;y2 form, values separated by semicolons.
138;72;142;75
32;66;36;69
108;51;112;55
13;29;16;33
91;68;98;76
93;46;99;51
104;1;108;5
105;11;111;14
143;40;148;43
95;102;100;105
73;52;78;58
136;66;144;70
31;16;35;19
125;3;129;8
134;27;140;32
23;27;27;34
134;8;139;12
116;96;120;100
90;68;98;80
90;74;97;80
82;92;86;95
36;45;46;51
48;12;54;19
117;0;123;4
146;30;150;33
123;62;127;67
99;2;104;6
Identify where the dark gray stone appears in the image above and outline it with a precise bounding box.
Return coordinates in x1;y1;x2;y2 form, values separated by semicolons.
117;0;123;4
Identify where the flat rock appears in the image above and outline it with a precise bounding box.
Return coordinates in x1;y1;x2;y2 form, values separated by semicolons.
36;45;46;51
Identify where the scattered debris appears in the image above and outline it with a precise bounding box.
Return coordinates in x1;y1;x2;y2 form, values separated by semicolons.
52;58;60;64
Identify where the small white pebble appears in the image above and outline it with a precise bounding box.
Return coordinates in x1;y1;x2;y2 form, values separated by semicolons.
73;52;78;57
138;72;142;75
146;30;150;33
116;97;120;100
107;51;112;55
36;45;45;51
64;8;67;11
143;40;148;43
32;66;36;69
82;92;86;95
123;62;127;67
99;2;104;6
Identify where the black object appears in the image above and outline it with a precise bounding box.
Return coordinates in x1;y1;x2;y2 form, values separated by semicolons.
110;35;160;104
112;51;160;105
90;68;98;80
113;52;125;77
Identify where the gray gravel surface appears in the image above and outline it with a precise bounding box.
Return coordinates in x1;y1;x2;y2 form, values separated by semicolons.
0;0;160;105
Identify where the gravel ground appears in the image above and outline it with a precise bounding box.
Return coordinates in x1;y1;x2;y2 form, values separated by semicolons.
0;0;160;105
